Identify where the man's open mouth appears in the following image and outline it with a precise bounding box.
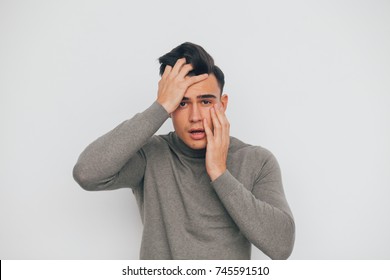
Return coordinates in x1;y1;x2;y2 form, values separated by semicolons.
189;128;206;140
189;129;205;134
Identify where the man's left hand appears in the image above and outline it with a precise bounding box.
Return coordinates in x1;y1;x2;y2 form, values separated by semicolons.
203;103;230;181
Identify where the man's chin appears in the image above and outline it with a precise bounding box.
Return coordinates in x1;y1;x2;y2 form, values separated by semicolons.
185;139;207;150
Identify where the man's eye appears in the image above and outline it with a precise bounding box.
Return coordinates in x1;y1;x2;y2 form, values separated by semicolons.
202;100;212;105
179;102;187;107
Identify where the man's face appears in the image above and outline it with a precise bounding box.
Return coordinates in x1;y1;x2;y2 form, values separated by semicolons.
171;74;228;150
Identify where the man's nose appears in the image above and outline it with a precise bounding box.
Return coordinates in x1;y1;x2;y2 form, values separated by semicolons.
189;104;202;123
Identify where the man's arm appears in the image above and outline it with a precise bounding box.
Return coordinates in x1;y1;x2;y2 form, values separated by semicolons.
73;58;208;191
212;157;295;260
204;103;295;259
73;102;169;191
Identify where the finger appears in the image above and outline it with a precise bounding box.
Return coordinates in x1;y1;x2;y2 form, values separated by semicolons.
177;63;194;79
171;58;187;76
210;107;222;141
214;104;230;147
185;73;209;87
203;118;213;142
214;103;230;132
161;65;172;79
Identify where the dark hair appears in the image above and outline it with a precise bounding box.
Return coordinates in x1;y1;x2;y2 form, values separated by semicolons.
158;42;225;93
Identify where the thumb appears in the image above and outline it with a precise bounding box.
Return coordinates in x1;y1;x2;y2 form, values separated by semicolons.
203;118;213;140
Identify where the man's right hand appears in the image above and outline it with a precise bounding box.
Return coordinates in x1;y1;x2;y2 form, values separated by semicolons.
157;58;209;114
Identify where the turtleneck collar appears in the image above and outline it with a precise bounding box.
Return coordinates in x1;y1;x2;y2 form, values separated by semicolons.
170;132;206;158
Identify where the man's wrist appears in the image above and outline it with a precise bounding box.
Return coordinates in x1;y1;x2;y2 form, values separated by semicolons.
208;168;226;182
156;99;175;114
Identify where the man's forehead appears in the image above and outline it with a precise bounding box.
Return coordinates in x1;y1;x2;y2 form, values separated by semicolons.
184;75;221;99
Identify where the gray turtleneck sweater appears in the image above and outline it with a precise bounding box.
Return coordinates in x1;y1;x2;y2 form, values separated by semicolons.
73;101;295;259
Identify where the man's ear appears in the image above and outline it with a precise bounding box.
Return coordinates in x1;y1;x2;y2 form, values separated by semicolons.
221;94;229;112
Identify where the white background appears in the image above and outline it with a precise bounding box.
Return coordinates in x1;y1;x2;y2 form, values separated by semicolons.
1;0;389;259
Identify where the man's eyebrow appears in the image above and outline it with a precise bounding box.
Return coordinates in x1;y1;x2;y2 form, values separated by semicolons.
181;94;217;101
197;94;217;99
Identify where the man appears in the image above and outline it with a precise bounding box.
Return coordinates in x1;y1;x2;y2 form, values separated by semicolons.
73;42;295;260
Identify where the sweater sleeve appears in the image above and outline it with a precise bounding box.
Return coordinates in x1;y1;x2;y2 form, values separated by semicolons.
211;153;295;260
73;101;169;191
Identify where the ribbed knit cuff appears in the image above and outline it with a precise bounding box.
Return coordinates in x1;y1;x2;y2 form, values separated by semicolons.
142;101;170;127
211;170;242;199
